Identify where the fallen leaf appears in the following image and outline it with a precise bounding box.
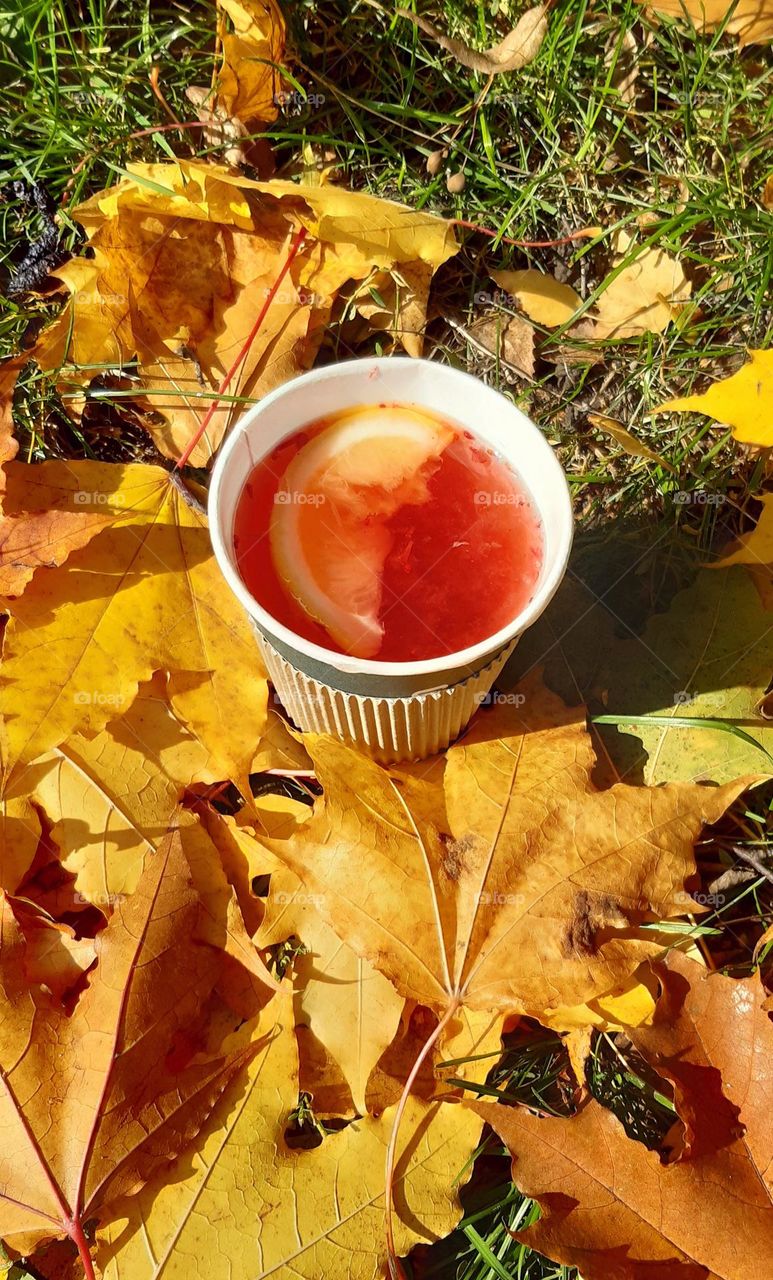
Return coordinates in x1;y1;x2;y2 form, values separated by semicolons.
490;267;582;328
594;230;692;339
631;949;772;1181
0;460;120;597
94;997;483;1280
467;312;535;377
605;27;641;104
256;849;405;1114
588;412;677;471
0;462;267;794
653;348;773;447
252;705;313;773
0;821;270;1258
597;567;773;784
21;160;457;463
215;0;286;125
32;188;312;464
640;1;773;47
712;493;773;613
354;262;434;358
264;671;752;1022
763;174;773;208
540;965;662;1033
10;897;96;1000
198;797;311;936
0;358;22;470
185;85;251;168
475;950;773;1280
398;4;547;73
0;795;41;891
20;675;216;907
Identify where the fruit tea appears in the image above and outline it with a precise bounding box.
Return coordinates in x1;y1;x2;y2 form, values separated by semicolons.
233;403;544;663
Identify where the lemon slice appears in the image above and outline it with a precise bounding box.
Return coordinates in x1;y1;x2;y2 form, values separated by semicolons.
270;407;454;657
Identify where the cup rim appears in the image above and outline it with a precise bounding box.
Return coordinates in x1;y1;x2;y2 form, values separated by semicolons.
208;357;574;679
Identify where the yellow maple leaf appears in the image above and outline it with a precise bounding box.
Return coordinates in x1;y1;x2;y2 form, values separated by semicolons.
0;461;267;794
95;995;483;1280
26;675;217;905
653;348;773;447
256;846;405;1114
0;820;272;1260
264;673;752;1021
25;160;457;464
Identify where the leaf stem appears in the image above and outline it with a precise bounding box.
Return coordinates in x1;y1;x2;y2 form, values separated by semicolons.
384;997;461;1279
68;1217;96;1280
451;218;600;249
174;225;308;470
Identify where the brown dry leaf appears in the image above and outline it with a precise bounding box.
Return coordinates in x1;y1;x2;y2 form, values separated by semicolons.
398;4;547;73
588;412;677;472
467;313;536;377
595;229;692;339
490;268;583;328
475;950;773;1280
0;819;272;1258
631;950;771;1182
0;358;22;470
354;262;434;358
93;996;483;1280
605;27;641;104
0;461;267;795
640;1;773;47
185;85;251;169
215;0;286;125
264;672;753;1023
763;174;773;208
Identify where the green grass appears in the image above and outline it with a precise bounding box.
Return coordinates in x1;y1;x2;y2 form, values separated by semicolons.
1;2;772;1277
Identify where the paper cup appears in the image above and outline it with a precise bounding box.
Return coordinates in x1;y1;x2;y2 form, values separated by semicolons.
208;358;573;761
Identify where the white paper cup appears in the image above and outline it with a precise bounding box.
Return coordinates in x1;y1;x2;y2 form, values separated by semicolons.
208;358;573;761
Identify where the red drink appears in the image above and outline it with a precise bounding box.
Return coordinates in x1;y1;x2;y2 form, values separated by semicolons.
233;404;543;662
